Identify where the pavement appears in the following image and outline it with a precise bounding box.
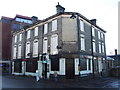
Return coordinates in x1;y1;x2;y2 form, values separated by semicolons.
1;74;120;89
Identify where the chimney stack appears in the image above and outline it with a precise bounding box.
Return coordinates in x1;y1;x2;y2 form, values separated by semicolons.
115;49;118;55
90;19;97;25
56;2;65;14
32;16;38;24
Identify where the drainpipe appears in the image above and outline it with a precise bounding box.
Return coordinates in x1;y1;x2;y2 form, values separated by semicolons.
91;26;95;78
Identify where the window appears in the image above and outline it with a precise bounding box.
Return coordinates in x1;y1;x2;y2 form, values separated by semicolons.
44;24;48;34
26;42;30;58
34;27;38;36
13;45;17;59
14;35;17;43
27;30;30;39
50;34;58;55
98;30;101;39
43;37;48;54
19;34;22;41
101;32;104;39
92;27;95;36
52;19;57;31
93;40;96;53
33;40;38;57
80;34;85;51
80;20;84;32
18;44;22;58
99;42;102;53
102;43;105;53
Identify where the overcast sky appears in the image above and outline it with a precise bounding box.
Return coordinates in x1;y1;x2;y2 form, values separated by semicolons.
0;0;119;55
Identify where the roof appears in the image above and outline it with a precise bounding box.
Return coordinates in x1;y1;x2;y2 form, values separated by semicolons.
15;14;32;20
13;12;107;34
1;16;13;20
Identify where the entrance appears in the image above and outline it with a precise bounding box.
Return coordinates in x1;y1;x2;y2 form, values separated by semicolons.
66;58;75;79
42;63;47;78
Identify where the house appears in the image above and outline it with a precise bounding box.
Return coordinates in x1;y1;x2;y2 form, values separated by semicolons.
11;3;106;79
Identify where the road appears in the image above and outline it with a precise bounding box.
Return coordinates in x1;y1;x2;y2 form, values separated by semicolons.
1;74;120;89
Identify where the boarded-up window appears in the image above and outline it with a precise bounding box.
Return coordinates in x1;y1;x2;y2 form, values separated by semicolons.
33;40;38;57
18;44;22;59
51;57;59;71
26;42;30;58
43;37;48;54
44;24;48;34
80;34;85;51
19;33;22;41
52;19;57;31
13;45;17;59
50;34;58;55
80;20;84;32
27;30;30;39
34;27;38;36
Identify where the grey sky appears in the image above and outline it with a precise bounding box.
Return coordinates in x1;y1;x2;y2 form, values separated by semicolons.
0;0;118;55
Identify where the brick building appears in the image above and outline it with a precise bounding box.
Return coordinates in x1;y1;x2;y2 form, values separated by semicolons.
11;4;106;78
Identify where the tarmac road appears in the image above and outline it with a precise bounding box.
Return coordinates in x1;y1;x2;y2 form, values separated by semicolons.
1;74;120;89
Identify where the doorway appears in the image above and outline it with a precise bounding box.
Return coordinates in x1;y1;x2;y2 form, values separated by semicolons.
66;58;75;79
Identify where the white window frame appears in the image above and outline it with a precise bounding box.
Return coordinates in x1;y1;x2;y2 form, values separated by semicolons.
33;39;38;57
19;33;22;41
92;27;95;36
80;34;85;51
34;27;38;36
26;42;30;58
98;30;101;39
99;42;102;53
50;34;58;55
27;30;31;39
52;19;57;31
13;45;17;59
44;23;48;34
101;32;104;39
18;44;22;59
43;37;48;54
102;43;105;53
14;35;17;43
80;20;84;32
93;40;96;53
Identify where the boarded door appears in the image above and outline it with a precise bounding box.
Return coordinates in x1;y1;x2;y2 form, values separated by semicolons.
66;58;75;79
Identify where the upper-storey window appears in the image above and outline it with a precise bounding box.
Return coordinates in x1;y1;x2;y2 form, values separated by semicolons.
98;30;101;39
101;32;104;39
102;43;105;53
43;37;48;54
14;35;17;43
13;45;17;59
80;20;84;32
33;39;38;57
34;27;38;36
99;42;102;53
50;34;58;55
19;33;22;41
18;44;22;59
80;34;85;51
26;42;30;58
52;19;57;31
27;30;31;39
92;27;95;36
93;39;96;53
44;23;48;34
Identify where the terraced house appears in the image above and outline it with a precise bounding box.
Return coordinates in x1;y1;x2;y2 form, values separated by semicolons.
12;4;106;79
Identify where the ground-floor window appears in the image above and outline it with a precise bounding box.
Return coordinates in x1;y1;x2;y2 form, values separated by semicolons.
51;57;59;71
26;61;38;73
14;61;22;73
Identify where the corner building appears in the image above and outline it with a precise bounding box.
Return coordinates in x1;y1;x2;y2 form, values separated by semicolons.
12;4;106;79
